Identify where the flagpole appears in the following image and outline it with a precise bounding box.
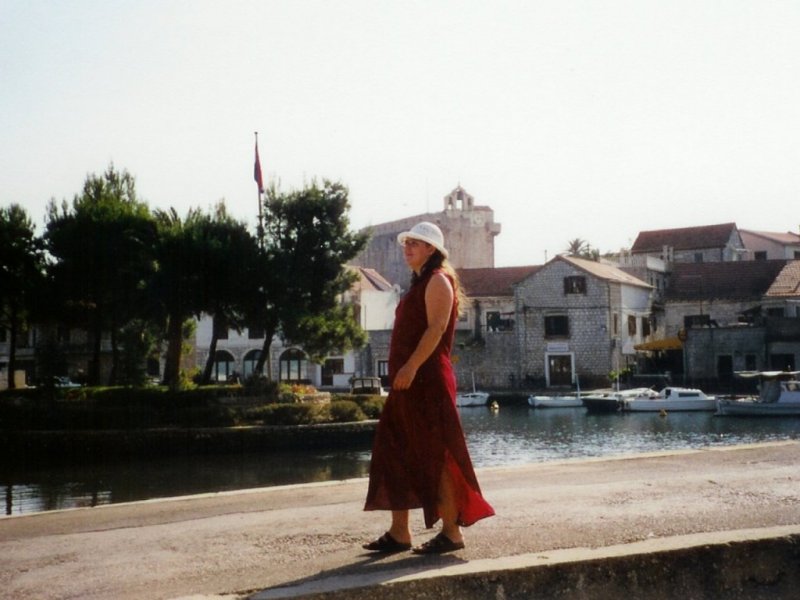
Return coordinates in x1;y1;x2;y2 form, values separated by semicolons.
255;131;264;249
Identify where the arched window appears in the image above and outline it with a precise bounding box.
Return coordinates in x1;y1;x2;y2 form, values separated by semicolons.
212;350;236;382
243;349;262;378
279;348;308;383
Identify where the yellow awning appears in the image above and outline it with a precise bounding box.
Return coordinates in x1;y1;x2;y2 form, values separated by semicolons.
634;337;683;351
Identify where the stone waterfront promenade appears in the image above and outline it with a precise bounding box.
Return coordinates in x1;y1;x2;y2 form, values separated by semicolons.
2;442;799;599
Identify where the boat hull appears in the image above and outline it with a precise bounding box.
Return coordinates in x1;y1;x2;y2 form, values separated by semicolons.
716;399;800;416
528;395;583;408
621;399;717;412
456;392;490;407
582;396;622;413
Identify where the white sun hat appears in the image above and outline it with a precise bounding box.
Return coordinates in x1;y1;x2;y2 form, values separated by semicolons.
397;221;448;258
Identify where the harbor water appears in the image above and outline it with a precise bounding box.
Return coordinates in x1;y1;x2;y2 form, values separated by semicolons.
4;405;800;516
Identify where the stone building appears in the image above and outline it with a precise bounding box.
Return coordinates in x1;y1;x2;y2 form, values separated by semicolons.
642;260;800;387
453;266;540;391
631;222;747;263
194;266;399;389
514;255;653;390
739;229;800;261
351;185;501;288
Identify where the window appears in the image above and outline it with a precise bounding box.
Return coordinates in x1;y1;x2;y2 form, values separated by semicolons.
563;276;586;295
280;348;308;382
146;358;160;378
766;307;785;317
0;328;6;343
627;315;637;336
212;350;235;381
684;314;710;328
693;253;704;263
745;354;757;371
243;349;262;378
544;315;569;338
321;358;344;386
641;317;651;337
486;311;514;332
613;314;619;335
754;251;767;261
769;353;795;371
377;360;389;387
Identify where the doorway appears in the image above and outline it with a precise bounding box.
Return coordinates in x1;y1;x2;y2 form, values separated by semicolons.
547;354;574;387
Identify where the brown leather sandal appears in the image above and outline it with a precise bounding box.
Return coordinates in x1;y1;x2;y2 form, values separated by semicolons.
362;532;412;553
411;532;465;554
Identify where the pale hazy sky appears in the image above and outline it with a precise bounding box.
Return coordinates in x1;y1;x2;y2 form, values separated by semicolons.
2;0;799;266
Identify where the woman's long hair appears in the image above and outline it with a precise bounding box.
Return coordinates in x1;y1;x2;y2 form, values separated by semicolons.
412;250;466;315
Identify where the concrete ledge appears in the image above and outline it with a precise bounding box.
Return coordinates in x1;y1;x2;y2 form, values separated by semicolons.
253;526;800;600
0;420;377;458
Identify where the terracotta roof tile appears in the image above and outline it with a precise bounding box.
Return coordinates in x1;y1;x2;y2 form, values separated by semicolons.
557;255;651;288
665;260;788;301
346;265;394;292
458;266;541;297
766;260;800;297
740;229;800;246
631;223;738;253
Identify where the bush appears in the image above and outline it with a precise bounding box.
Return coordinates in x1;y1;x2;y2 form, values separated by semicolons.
328;400;366;423
356;396;385;419
249;403;319;426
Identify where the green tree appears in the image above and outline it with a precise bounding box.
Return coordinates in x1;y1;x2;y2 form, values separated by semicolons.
254;181;368;375
151;207;207;388
565;237;600;261
0;204;46;388
151;204;262;387
44;165;157;385
195;204;262;384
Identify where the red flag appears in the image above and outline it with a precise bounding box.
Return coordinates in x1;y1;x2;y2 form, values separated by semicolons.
254;141;264;193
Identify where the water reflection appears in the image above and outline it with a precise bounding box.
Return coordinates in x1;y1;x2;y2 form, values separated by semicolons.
462;406;800;466
3;406;799;515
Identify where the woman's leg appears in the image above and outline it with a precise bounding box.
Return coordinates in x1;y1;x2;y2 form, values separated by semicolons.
389;509;412;544
437;467;463;543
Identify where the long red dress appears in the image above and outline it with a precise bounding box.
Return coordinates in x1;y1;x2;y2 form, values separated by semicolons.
364;268;495;528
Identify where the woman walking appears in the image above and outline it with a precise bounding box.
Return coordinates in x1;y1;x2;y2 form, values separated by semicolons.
363;221;494;555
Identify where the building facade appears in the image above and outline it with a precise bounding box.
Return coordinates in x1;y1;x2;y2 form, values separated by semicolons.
351;185;501;287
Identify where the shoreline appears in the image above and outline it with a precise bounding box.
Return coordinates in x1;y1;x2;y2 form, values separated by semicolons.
0;420;379;459
2;441;799;599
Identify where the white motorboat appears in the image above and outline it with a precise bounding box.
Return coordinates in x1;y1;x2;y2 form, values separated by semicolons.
582;387;658;413
528;394;583;408
456;391;490;407
620;387;716;412
716;371;800;416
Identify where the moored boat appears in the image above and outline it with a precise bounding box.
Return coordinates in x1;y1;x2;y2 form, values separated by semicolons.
528;394;583;408
620;387;716;412
582;387;657;413
716;371;800;416
456;391;490;407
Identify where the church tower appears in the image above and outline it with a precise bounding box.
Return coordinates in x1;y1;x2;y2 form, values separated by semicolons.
352;186;501;288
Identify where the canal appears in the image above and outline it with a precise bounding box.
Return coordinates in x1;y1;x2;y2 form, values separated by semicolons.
4;406;800;515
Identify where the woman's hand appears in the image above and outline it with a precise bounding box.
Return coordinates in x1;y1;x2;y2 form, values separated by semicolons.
392;362;417;390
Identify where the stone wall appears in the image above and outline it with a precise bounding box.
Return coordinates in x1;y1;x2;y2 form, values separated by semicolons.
515;260;620;387
684;326;766;379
